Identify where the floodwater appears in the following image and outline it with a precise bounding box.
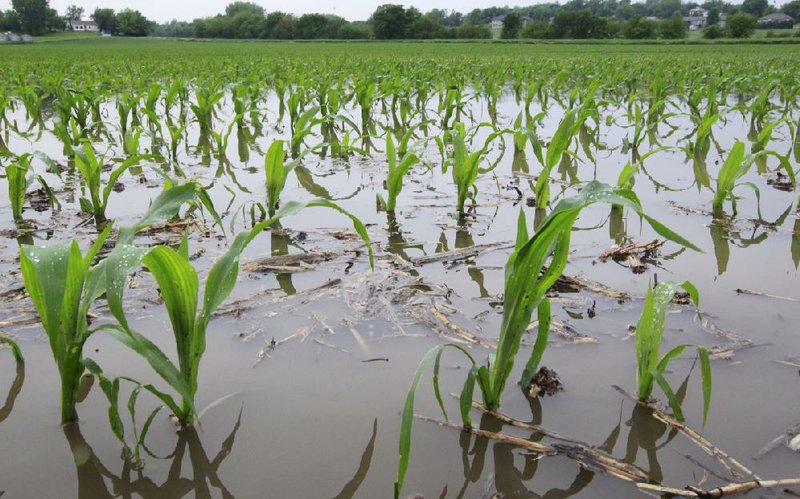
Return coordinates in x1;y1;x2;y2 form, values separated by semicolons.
0;90;798;498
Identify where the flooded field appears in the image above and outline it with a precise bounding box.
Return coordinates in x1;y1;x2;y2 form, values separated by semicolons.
0;41;799;498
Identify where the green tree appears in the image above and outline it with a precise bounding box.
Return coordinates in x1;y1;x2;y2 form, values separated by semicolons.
707;6;720;24
264;12;294;39
726;12;757;37
65;4;83;21
229;12;267;38
623;16;657;38
0;10;21;31
652;0;682;18
225;1;264;17
550;9;610;38
521;19;551;38
116;9;152;36
152;20;194;37
293;14;345;39
659;15;687;38
407;15;446;38
64;3;82;31
741;0;768;17
501;12;523;38
615;2;637;20
339;22;371;39
11;0;49;35
91;8;116;34
45;6;62;31
702;23;727;37
371;4;419;39
451;21;492;39
781;0;800;21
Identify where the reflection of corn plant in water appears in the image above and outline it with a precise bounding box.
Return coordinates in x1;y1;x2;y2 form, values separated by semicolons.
635;281;711;424
395;181;701;498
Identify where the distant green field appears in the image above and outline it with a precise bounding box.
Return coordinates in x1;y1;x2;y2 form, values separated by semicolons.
33;31;103;43
2;37;799;62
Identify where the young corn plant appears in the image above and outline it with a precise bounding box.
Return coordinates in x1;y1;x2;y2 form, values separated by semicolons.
18;183;211;424
5;154;60;222
20;223;114;423
290;105;321;158
103;200;374;426
385;133;420;213
191;88;224;133
74;143;155;224
264;140;306;216
449;123;483;213
712;139;794;219
395;181;700;498
635;281;711;424
529;109;586;209
6;155;31;222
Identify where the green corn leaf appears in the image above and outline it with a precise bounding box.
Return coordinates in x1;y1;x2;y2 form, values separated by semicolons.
520;298;551;390
98;325;192;407
396;343;475;499
460;365;481;429
651;369;685;422
432;347;448;422
0;336;23;362
265;140;288;215
698;346;712;426
118;182;200;244
712;141;747;210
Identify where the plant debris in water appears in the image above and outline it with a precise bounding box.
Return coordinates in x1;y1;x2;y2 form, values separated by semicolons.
522;366;563;398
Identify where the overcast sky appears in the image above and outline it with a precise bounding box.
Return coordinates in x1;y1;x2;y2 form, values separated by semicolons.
0;1;534;23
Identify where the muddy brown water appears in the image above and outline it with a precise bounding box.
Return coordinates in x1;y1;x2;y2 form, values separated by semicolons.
0;94;798;498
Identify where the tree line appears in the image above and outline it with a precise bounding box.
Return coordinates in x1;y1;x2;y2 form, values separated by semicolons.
1;0;798;39
0;0;153;36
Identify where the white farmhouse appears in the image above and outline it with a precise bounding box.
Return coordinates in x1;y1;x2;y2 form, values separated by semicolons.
66;20;100;32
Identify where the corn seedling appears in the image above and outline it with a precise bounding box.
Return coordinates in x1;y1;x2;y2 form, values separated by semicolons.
19;183;211;424
290;105;321;158
711;141;763;218
191;88;224;133
20;223;113;423
395;181;701;498
265;140;308;216
385;134;420;212
6;155;32;222
103;199;373;426
529;110;586;209
74;143;156;223
635;281;711;424
449;123;484;213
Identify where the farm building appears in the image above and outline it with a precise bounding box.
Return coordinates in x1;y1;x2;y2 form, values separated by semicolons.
757;13;795;29
66;20;100;32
